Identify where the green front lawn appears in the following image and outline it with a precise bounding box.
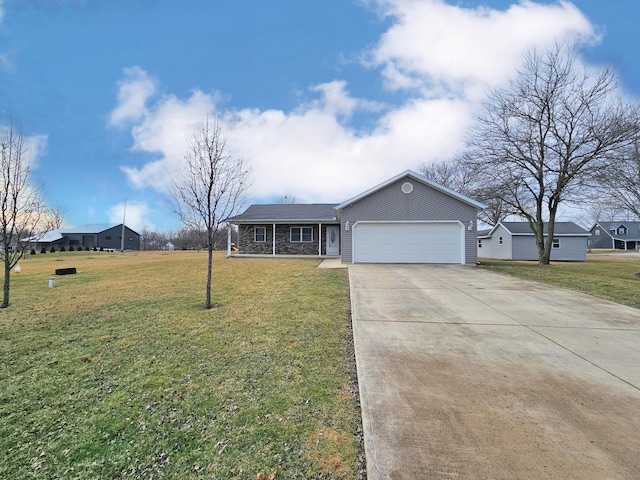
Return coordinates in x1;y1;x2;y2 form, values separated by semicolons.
0;251;362;479
479;255;640;309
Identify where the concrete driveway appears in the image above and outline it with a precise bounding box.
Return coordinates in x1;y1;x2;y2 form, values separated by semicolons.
349;264;640;480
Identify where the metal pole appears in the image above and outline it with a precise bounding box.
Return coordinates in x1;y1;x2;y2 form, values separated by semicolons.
121;198;126;252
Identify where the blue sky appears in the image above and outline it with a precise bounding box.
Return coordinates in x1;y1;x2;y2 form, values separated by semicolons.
1;0;638;232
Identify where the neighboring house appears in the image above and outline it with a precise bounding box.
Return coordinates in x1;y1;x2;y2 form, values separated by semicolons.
27;224;141;251
229;170;486;264
589;221;640;250
478;221;590;261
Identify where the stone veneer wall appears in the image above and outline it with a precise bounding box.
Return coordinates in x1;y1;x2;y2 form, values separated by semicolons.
238;224;335;255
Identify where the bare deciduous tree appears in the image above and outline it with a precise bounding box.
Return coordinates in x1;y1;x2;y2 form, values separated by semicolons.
1;125;47;307
596;134;640;220
419;156;509;226
44;206;66;231
466;44;639;265
170;117;250;309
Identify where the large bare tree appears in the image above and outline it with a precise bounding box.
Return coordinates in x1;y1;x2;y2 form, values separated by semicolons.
466;44;639;264
170;117;250;309
1;125;47;307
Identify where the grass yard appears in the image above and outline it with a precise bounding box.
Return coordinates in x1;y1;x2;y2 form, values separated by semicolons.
479;255;640;309
0;251;363;479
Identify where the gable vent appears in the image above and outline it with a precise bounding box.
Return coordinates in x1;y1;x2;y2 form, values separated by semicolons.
401;182;413;194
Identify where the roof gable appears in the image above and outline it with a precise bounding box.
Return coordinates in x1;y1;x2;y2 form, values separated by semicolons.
334;170;486;211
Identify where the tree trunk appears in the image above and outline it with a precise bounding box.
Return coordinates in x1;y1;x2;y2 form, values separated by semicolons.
539;209;558;266
534;225;546;266
205;244;213;309
2;260;10;308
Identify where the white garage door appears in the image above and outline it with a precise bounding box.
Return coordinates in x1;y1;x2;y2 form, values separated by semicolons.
353;222;463;264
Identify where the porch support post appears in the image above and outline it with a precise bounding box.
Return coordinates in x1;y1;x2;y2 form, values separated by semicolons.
319;222;322;256
226;224;231;258
272;223;276;256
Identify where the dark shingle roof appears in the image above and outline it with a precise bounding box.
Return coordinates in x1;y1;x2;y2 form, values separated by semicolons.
501;221;590;236
230;204;339;223
594;221;640;240
596;221;640;233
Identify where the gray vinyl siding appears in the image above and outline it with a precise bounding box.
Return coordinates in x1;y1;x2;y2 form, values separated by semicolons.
512;236;587;261
511;236;539;260
340;177;478;263
589;226;615;249
481;231;587;261
479;224;512;259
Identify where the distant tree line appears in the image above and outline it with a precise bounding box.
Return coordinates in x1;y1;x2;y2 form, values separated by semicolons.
140;225;238;251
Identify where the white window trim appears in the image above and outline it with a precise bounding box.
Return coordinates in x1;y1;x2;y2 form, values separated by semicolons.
552;237;560;249
290;226;313;243
254;226;266;242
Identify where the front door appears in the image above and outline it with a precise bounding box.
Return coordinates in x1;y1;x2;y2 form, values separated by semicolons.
326;226;340;255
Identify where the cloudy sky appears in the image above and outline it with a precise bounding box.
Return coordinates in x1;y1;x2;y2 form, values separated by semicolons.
1;0;638;231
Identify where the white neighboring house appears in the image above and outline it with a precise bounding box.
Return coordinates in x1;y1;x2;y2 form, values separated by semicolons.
478;222;590;261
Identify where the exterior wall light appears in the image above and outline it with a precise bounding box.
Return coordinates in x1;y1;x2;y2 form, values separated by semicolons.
345;221;350;231
468;220;474;231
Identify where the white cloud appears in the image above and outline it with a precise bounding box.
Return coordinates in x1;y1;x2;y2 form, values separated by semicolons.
118;89;216;192
107;200;153;232
368;0;597;95
309;80;384;118
111;0;600;204
0;124;48;168
24;133;48;169
108;66;158;126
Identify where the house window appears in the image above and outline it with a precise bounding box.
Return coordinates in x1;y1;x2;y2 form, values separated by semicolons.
617;226;627;235
552;238;560;249
499;236;503;245
105;235;112;240
595;229;600;236
254;226;266;242
478;239;482;248
291;226;313;242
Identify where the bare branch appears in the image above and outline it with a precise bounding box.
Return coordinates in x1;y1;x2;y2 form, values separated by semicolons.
169;117;251;309
0;124;48;307
466;43;640;264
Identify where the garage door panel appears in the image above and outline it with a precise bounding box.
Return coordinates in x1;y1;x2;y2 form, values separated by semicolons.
353;222;462;264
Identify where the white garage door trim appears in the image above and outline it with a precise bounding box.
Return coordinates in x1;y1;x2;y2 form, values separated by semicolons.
351;221;465;264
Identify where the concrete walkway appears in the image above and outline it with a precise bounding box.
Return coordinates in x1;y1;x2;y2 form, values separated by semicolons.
349;264;640;480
